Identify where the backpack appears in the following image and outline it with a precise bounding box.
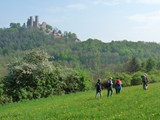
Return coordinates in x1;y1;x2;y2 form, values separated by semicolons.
116;79;121;85
107;80;112;87
141;75;147;83
96;82;101;90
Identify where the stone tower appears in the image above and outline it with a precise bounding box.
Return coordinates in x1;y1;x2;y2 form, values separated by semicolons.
27;16;33;27
41;22;46;30
34;16;40;28
30;16;33;27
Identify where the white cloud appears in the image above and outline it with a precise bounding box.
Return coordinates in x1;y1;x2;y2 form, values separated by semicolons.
67;3;86;10
128;11;160;23
128;11;160;42
92;0;133;6
92;0;160;6
93;0;120;6
128;14;147;22
138;0;160;5
45;7;64;13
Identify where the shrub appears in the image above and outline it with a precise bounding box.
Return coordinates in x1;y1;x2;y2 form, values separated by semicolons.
113;72;131;87
2;49;91;103
131;72;143;85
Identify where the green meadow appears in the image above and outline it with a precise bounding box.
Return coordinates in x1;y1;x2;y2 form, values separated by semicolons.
0;83;160;120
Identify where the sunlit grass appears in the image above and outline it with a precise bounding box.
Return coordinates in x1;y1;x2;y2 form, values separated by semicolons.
0;83;160;120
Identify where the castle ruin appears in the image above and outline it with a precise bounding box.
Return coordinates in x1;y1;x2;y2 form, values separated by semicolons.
26;16;46;30
24;16;62;38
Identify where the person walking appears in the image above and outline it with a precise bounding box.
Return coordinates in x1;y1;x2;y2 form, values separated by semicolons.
95;79;102;98
141;74;149;90
107;77;113;97
115;78;122;94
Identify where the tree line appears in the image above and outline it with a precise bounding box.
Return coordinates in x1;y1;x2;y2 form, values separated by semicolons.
1;23;160;78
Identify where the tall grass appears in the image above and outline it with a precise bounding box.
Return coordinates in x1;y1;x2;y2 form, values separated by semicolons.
0;83;160;120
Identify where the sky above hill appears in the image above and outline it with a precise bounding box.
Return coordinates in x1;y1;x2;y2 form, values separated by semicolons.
1;0;160;42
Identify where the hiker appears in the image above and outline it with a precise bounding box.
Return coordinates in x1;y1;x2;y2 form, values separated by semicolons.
115;78;122;94
107;77;113;97
95;79;102;98
141;74;149;90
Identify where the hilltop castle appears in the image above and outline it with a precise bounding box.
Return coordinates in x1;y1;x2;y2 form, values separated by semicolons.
23;16;62;38
26;16;46;31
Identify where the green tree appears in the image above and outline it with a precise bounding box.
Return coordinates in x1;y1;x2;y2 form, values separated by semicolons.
127;57;141;73
46;24;52;30
146;58;155;72
10;23;21;29
3;49;55;101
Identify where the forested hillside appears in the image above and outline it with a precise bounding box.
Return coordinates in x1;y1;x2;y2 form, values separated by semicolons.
0;23;160;80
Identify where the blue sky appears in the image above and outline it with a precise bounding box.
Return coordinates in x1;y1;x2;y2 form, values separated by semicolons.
1;0;160;43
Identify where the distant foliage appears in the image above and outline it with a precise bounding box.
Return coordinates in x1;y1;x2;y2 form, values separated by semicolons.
127;57;141;73
1;25;160;79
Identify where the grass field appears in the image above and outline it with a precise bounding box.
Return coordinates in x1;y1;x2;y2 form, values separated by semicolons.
0;83;160;120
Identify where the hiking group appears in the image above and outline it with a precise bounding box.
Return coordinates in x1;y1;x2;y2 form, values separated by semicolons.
95;77;122;98
95;74;149;98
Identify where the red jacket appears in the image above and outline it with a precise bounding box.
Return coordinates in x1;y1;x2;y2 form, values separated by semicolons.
116;79;121;85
